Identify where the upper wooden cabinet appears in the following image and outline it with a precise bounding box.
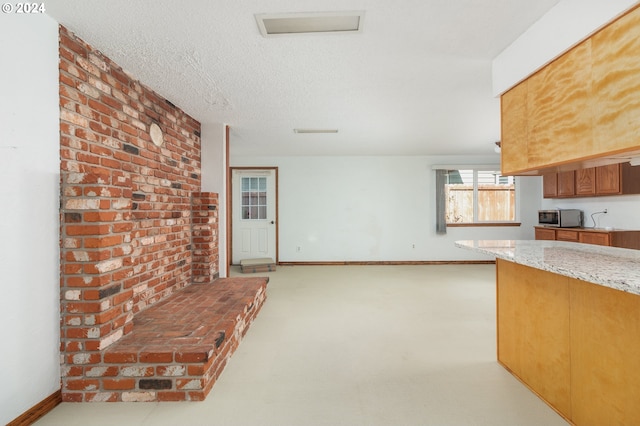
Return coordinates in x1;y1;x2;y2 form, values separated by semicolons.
557;171;575;197
595;163;621;194
575;168;596;196
542;172;558;198
543;162;640;198
591;5;640;155
500;81;529;173
526;40;594;169
501;5;640;175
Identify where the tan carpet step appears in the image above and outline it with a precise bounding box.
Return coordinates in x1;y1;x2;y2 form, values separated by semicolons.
240;258;276;273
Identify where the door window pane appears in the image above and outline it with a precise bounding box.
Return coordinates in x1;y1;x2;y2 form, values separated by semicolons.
241;177;267;220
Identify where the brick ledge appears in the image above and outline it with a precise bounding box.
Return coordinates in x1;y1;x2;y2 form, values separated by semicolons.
62;277;268;402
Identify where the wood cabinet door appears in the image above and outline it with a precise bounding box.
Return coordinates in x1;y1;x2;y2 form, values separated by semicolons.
620;162;640;195
557;171;575;197
575;168;596;196
592;6;640;155
610;231;640;250
501;81;529;175
596;163;621;194
542;173;558;198
570;279;640;425
578;231;610;246
527;40;594;169
497;260;571;419
556;230;579;242
535;227;556;241
500;6;640;174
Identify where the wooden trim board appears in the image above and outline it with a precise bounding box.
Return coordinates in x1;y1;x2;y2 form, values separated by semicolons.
7;389;62;426
278;260;495;266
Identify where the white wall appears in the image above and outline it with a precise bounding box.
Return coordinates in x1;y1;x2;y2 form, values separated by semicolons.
232;155;542;262
541;193;640;230
0;14;61;424
493;0;639;96
201;123;228;277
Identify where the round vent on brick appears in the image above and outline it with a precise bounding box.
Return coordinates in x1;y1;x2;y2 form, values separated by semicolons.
150;123;164;147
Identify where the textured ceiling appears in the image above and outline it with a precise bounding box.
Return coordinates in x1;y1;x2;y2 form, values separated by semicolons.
45;0;561;157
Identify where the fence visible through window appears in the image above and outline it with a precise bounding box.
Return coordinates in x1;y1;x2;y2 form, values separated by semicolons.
445;170;515;223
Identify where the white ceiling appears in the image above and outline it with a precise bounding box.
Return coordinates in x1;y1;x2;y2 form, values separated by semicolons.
45;0;561;157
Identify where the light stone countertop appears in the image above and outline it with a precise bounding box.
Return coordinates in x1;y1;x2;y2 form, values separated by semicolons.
456;239;640;296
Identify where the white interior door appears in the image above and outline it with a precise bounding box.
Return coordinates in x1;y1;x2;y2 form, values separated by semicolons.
232;169;277;264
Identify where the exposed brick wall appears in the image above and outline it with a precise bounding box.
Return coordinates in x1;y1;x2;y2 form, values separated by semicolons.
191;193;220;284
58;26;222;400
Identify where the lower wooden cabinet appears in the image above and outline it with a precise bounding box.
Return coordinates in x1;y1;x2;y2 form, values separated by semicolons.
556;229;579;242
497;259;640;425
578;231;609;246
534;227;640;250
535;227;556;241
497;260;571;418
570;279;640;425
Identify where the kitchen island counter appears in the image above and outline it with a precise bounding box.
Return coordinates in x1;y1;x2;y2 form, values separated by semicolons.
456;239;640;425
456;239;640;295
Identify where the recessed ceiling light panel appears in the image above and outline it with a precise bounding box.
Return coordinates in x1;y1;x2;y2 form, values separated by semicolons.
256;11;364;37
294;129;339;134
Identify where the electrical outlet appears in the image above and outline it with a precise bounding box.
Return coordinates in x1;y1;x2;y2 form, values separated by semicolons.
296;246;302;252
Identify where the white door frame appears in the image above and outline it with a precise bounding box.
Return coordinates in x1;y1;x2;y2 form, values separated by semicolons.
229;167;279;265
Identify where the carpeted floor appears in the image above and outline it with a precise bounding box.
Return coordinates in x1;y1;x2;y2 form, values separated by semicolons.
36;264;567;426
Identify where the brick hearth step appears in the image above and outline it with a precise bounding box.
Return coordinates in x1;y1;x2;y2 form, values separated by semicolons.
63;277;268;402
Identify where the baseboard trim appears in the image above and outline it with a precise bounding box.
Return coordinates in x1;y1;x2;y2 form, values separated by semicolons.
278;260;495;266
7;389;62;426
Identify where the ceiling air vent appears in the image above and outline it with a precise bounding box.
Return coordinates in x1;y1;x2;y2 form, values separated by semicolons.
256;11;364;37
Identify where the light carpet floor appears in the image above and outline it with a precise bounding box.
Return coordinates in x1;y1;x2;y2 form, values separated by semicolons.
36;264;567;425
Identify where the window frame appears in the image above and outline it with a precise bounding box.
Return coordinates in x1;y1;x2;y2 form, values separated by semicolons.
240;176;268;220
443;167;521;227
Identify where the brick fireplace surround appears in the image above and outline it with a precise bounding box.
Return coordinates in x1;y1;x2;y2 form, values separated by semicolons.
58;26;267;402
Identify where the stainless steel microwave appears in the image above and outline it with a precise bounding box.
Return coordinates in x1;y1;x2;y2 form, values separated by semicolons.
538;209;583;228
